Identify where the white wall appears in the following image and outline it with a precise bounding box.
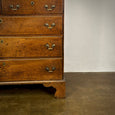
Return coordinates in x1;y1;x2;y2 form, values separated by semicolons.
64;0;115;72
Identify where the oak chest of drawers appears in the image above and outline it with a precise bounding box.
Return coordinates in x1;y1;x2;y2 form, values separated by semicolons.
0;0;65;98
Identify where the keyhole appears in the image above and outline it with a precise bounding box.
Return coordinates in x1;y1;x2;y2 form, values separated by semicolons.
0;19;3;24
3;62;6;66
1;40;4;44
31;1;35;6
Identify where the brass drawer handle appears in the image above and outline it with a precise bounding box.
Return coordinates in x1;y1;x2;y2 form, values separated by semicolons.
44;23;55;29
10;5;20;11
45;43;55;51
0;19;3;24
45;5;56;11
45;67;56;73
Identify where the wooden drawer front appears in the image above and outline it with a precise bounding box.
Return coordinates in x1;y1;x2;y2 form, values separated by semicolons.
0;59;62;81
0;16;62;35
0;36;62;58
1;0;63;15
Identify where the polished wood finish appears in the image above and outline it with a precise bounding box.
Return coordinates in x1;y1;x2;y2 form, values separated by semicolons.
0;36;62;57
0;58;62;81
0;0;65;98
1;0;63;15
43;80;65;98
0;79;65;98
0;0;1;15
0;16;63;35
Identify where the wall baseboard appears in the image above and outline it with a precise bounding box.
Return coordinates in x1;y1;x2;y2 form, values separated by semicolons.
64;72;115;77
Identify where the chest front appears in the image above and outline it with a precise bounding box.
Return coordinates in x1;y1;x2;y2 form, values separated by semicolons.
0;0;65;98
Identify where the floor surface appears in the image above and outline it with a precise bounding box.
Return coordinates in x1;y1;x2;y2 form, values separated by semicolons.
0;73;115;115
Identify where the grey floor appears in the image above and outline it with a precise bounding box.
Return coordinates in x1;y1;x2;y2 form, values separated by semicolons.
0;73;115;115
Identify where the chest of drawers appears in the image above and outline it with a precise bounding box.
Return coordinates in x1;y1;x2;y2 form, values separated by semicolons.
0;0;65;98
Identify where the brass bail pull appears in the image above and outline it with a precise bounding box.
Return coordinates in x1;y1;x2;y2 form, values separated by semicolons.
45;5;56;11
44;23;56;29
45;43;56;50
45;67;56;73
10;5;20;11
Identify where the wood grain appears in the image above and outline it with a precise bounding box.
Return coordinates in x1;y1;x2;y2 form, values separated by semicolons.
0;0;2;15
0;79;65;98
0;0;65;98
0;58;62;81
0;16;62;35
43;80;65;98
0;36;62;57
1;0;63;15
